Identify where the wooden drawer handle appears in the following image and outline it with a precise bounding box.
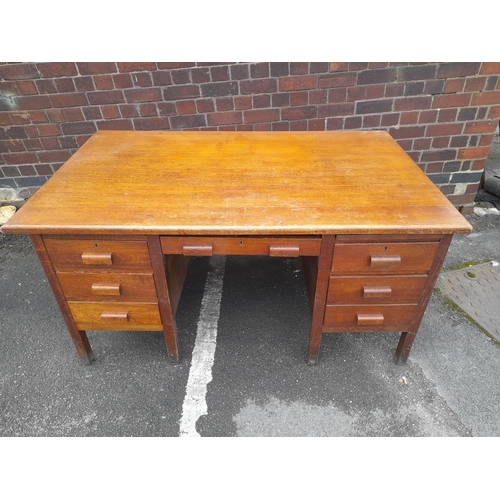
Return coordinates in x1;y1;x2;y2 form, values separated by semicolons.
91;283;121;296
357;313;384;325
362;285;392;298
370;255;401;268
100;311;129;322
82;252;113;266
182;244;213;256
269;244;300;257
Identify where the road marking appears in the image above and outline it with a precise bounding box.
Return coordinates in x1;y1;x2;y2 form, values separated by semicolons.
179;256;226;437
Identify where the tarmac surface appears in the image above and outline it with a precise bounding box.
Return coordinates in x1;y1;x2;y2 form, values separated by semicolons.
1;205;500;438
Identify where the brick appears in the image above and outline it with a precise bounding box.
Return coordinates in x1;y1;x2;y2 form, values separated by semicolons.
40;137;59;150
55;78;76;93
23;138;42;150
357;68;397;85
421;149;457;161
457;147;490;159
87;90;125;105
437;62;481;79
196;99;215;113
133;116;170;130
210;65;229;82
414;138;432;150
133;73;154;87
50;92;89;108
18;165;37;176
437;108;458;122
363;114;381;128
381;113;400;126
170;114;206;129
468;135;478;147
329;62;348;72
64;108;85;122
74;76;95;92
36;79;57;94
37;150;71;163
0;81;21;97
151;71;172;86
139;103;157;117
349;62;369;71
310;62;328;73
117;62;157;72
450;171;483;183
404;81;425;96
250;63;269;78
14;95;51;110
309;89;328;104
385;83;405;98
419;110;438;123
171;69;191;85
272;122;289;131
450;136;468;148
471;91;500;106
176;100;197;114
96;119;134;130
365;84;385;99
472;159;487;170
477;108;488;119
82;106;103;120
0;126;27;140
235;95;254;110
432;136;450;148
394;96;432;111
465;76;487;92
157;63;195;69
218;125;236;131
207;111;242;126
16;81;38;95
252;94;270;108
290;92;308;106
424;79;445;95
290;62;309;75
0;63;39;80
308;118;326;130
457;107;477;121
254;123;272;131
200;82;238;97
432;93;471;108
400;111;419;125
230;64;249;81
3;151;38;164
397;65;437;82
124;88;162;103
92;74;114;90
279;76;317;91
271;93;289;107
61;121;97;135
389;125;425;139
289;120;307;131
347;86;366;101
36;62;78;78
28;123;61;137
488;106;500;118
480;62;500;75
444;78;465;93
463;120;498;134
427;123;463;136
58;136;78;149
479;134;495;147
486;76;498;90
318;103;355;117
101;105;121;119
270;62;289;77
236;124;254;131
344;116;362;129
76;135;92;147
318;73;356;88
243;109;280;123
76;62;117;75
355;99;393;114
443;161;461;172
428;173;451;184
157;102;176;115
281;106;317;120
35;164;54;175
1;166;21;177
15;176;46;188
240;79;277;94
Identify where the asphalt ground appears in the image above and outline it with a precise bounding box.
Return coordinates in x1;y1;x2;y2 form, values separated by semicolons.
1;203;500;496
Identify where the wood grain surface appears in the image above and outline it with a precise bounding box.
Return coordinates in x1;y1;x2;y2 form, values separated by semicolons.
2;130;472;236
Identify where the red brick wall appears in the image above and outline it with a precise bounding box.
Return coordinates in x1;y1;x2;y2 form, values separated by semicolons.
1;62;499;211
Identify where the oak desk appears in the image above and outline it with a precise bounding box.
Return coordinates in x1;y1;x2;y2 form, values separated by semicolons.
1;130;472;365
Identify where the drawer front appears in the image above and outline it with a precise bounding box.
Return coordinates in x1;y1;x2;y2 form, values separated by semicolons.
44;238;152;272
323;305;417;331
331;242;439;275
68;301;163;331
160;236;322;257
57;272;157;302
327;275;428;304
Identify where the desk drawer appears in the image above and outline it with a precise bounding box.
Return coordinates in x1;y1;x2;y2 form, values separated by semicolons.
160;236;322;257
68;301;163;331
324;304;417;331
57;272;157;302
327;275;428;304
44;238;152;272
331;242;439;275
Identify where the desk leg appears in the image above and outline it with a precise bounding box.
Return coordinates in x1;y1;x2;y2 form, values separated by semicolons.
394;234;453;365
30;235;94;364
147;236;180;363
307;235;335;365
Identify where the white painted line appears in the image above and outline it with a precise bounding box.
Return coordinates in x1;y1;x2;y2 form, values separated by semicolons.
179;256;226;437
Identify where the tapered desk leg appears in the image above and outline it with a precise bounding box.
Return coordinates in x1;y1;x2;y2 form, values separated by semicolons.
147;236;180;363
30;234;94;364
307;235;335;365
394;234;453;365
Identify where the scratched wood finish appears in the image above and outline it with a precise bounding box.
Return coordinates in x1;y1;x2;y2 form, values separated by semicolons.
2;131;472;236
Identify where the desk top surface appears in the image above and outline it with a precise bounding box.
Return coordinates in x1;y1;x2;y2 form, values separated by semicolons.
2;130;472;235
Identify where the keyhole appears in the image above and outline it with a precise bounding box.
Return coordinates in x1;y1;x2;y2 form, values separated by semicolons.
239;241;243;246
384;246;388;251
95;243;98;248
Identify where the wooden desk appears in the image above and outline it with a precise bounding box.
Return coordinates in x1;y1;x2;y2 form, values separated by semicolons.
1;131;472;365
